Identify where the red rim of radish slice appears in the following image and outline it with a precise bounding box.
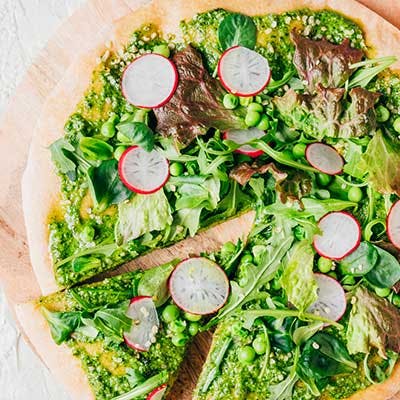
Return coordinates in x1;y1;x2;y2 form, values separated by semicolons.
387;200;400;249
121;53;178;108
147;384;167;400
307;273;347;322
223;128;265;157
168;257;230;315
217;46;271;97
118;146;170;194
124;296;160;352
305;143;344;175
313;211;361;260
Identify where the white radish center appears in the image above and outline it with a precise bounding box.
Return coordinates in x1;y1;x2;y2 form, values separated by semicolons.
306;143;343;174
226;128;266;153
388;201;400;248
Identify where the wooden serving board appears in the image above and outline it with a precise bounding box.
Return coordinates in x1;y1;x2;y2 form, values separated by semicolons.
0;0;400;399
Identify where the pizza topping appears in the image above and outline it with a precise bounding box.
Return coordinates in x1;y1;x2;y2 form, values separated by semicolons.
169;258;229;315
305;143;344;175
121;53;178;108
154;45;246;146
388;200;400;249
118;146;170;194
147;384;167;400
313;212;361;260
308;273;347;322
218;46;271;96
124;296;160;352
223;128;266;157
291;31;363;93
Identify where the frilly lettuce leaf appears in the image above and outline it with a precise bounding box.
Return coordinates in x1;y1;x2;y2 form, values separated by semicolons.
291;31;363;93
115;190;172;244
280;241;318;311
346;287;400;358
154;45;246;146
360;130;400;196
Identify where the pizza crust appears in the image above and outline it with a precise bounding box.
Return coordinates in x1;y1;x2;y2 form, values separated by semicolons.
20;0;400;398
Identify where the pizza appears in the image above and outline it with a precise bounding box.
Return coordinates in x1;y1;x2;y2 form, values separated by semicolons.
16;0;400;399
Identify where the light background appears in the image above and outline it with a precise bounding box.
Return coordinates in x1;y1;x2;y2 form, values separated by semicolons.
0;2;84;398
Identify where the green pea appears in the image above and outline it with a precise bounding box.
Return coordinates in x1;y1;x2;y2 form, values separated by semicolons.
256;115;270;131
221;241;236;257
170;162;184;176
153;44;170;58
347;186;363;203
241;253;253;264
292;143;306;158
239;96;253;107
171;333;188;347
184;312;202;322
271;278;281;291
223;93;239;109
394;117;400;133
376;105;390;122
375;287;391;297
162;304;180;323
188;322;200;336
114;146;127;160
252;336;267;355
248;102;264;113
102;124;115;138
169;319;187;333
341;275;356;286
315;189;331;200
245;111;261;127
318;257;333;273
238;346;256;363
317;173;332;187
392;294;400;307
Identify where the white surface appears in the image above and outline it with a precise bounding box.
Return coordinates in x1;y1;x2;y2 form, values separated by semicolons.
0;2;85;399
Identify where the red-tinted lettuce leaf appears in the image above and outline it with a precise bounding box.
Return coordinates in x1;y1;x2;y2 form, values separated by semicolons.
347;286;400;358
229;162;311;203
291;31;363;93
360;130;400;196
154;45;246;147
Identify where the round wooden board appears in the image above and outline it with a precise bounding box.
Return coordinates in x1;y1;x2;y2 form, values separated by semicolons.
1;0;400;399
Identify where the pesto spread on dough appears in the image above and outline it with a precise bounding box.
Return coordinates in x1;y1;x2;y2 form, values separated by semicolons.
44;6;400;400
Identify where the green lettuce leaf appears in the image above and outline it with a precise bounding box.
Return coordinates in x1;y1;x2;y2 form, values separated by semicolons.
291;31;363;93
280;241;318;311
346;287;400;358
360;130;400;196
115;190;172;244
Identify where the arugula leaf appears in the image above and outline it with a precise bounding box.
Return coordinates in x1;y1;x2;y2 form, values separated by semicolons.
138;261;178;306
291;31;363;93
360;129;400;196
116;121;155;152
87;159;132;211
110;371;168;400
93;300;132;343
280;241;318;311
115;190;172;244
72;256;102;274
79;137;113;161
347;287;400;358
49;138;77;180
41;308;82;345
365;245;400;288
218;13;257;50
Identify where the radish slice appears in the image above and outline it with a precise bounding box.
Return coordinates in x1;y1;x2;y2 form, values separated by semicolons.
305;143;344;175
124;296;160;352
218;46;271;96
308;273;346;322
118;146;169;194
223;128;265;157
168;257;229;315
313;212;361;260
387;200;400;249
147;384;167;400
121;53;178;108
